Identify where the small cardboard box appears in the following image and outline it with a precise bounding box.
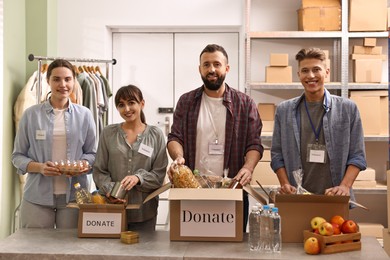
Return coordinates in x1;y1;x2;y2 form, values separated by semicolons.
275;194;349;243
353;59;382;83
352;180;377;188
257;103;275;121
269;53;289;67
265;66;292;83
77;204;127;238
301;0;340;8
351;54;386;60
261;120;274;132
349;0;387;32
356;167;376;181
363;38;377;47
350;90;388;135
298;7;341;31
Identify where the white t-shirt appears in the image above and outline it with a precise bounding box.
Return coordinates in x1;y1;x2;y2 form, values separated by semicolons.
52;108;68;194
195;93;226;176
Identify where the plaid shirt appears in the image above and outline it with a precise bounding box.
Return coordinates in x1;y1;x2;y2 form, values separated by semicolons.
168;84;263;177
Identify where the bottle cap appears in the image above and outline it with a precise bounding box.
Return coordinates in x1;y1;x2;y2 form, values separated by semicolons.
74;183;81;188
272;207;278;212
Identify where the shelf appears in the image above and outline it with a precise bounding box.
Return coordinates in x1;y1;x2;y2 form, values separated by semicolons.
261;134;388;142
348;83;389;90
248;82;388;90
348;31;389;38
248;31;343;39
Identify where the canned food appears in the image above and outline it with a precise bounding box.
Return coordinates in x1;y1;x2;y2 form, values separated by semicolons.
110;182;127;199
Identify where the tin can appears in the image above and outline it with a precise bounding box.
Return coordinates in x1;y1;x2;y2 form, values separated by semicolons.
110;182;127;199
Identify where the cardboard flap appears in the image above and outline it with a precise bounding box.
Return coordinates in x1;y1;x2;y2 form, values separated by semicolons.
243;184;267;205
276;194;350;203
169;188;242;201
142;182;172;204
78;203;126;210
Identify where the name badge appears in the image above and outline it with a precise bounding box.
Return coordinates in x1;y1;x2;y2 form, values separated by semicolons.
36;130;46;140
307;143;327;164
138;143;153;158
208;143;224;155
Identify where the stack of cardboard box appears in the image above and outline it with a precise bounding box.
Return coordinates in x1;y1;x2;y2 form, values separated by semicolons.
265;53;292;83
251;148;279;186
297;0;341;31
351;38;386;83
257;103;275;132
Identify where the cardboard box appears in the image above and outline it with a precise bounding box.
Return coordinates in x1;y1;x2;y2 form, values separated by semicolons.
262;149;271;162
265;66;292;83
352;180;377;188
301;0;340;8
350;90;388;135
257;103;275;121
144;183;266;242
251;161;279;186
270;53;289;67
298;7;341;31
351;54;386;60
363;38;377;47
356;167;376;181
357;223;384;238
349;0;387;31
353;46;382;55
77;204;127;238
353;59;382;83
275;194;349;242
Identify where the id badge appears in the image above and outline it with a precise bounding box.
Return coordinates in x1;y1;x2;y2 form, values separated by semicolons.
208;142;224;155
36;130;46;140
306;143;327;164
138;143;153;158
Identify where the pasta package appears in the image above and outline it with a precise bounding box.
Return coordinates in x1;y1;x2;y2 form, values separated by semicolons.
172;165;201;188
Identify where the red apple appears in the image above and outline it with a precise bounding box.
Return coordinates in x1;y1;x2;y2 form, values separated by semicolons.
319;222;334;236
332;223;341;235
341;220;358;233
313;228;320;234
304;237;321;255
330;215;345;227
310;217;326;230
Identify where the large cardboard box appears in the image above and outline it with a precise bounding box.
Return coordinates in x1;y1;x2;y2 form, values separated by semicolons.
143;183;267;242
265;66;292;83
298;7;341;31
353;59;382;83
301;0;340;8
77;204;127;238
350;90;388;135
275;194;349;242
270;53;289;67
257;103;275;121
356;167;376;181
251;161;279;186
349;0;387;32
169;188;243;241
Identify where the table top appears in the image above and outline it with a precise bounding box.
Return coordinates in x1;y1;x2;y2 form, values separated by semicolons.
0;229;388;259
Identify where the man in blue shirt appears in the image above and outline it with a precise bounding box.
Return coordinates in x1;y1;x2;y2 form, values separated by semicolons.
271;47;366;198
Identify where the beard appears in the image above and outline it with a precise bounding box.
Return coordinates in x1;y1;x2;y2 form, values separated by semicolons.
201;73;226;91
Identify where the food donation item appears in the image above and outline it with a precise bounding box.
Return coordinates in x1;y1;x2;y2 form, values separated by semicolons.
172;164;201;188
55;160;91;176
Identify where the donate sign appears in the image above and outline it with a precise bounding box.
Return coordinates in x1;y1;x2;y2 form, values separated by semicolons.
180;200;236;237
82;212;122;234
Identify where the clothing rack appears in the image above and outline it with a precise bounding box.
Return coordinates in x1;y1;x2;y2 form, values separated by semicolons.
28;54;117;104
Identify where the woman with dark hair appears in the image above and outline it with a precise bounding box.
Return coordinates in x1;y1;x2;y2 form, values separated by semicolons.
12;59;97;228
93;84;167;231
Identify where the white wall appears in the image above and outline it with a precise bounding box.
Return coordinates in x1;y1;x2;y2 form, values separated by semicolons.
57;2;243;62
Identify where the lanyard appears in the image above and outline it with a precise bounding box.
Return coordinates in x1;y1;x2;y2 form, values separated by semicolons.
303;93;326;143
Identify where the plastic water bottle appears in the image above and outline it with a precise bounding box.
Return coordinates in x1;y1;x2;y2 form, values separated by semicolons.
248;205;260;251
259;204;271;252
74;182;92;204
271;207;282;253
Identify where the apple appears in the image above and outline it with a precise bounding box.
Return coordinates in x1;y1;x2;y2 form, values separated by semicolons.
319;222;334;236
330;215;345;227
310;216;326;230
304;237;320;255
313;228;320;234
341;220;358;233
332;223;341;235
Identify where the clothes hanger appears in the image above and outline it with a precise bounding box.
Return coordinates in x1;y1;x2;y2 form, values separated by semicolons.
41;63;48;73
95;65;103;76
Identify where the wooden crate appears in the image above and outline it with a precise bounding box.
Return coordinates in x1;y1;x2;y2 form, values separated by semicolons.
303;230;361;254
